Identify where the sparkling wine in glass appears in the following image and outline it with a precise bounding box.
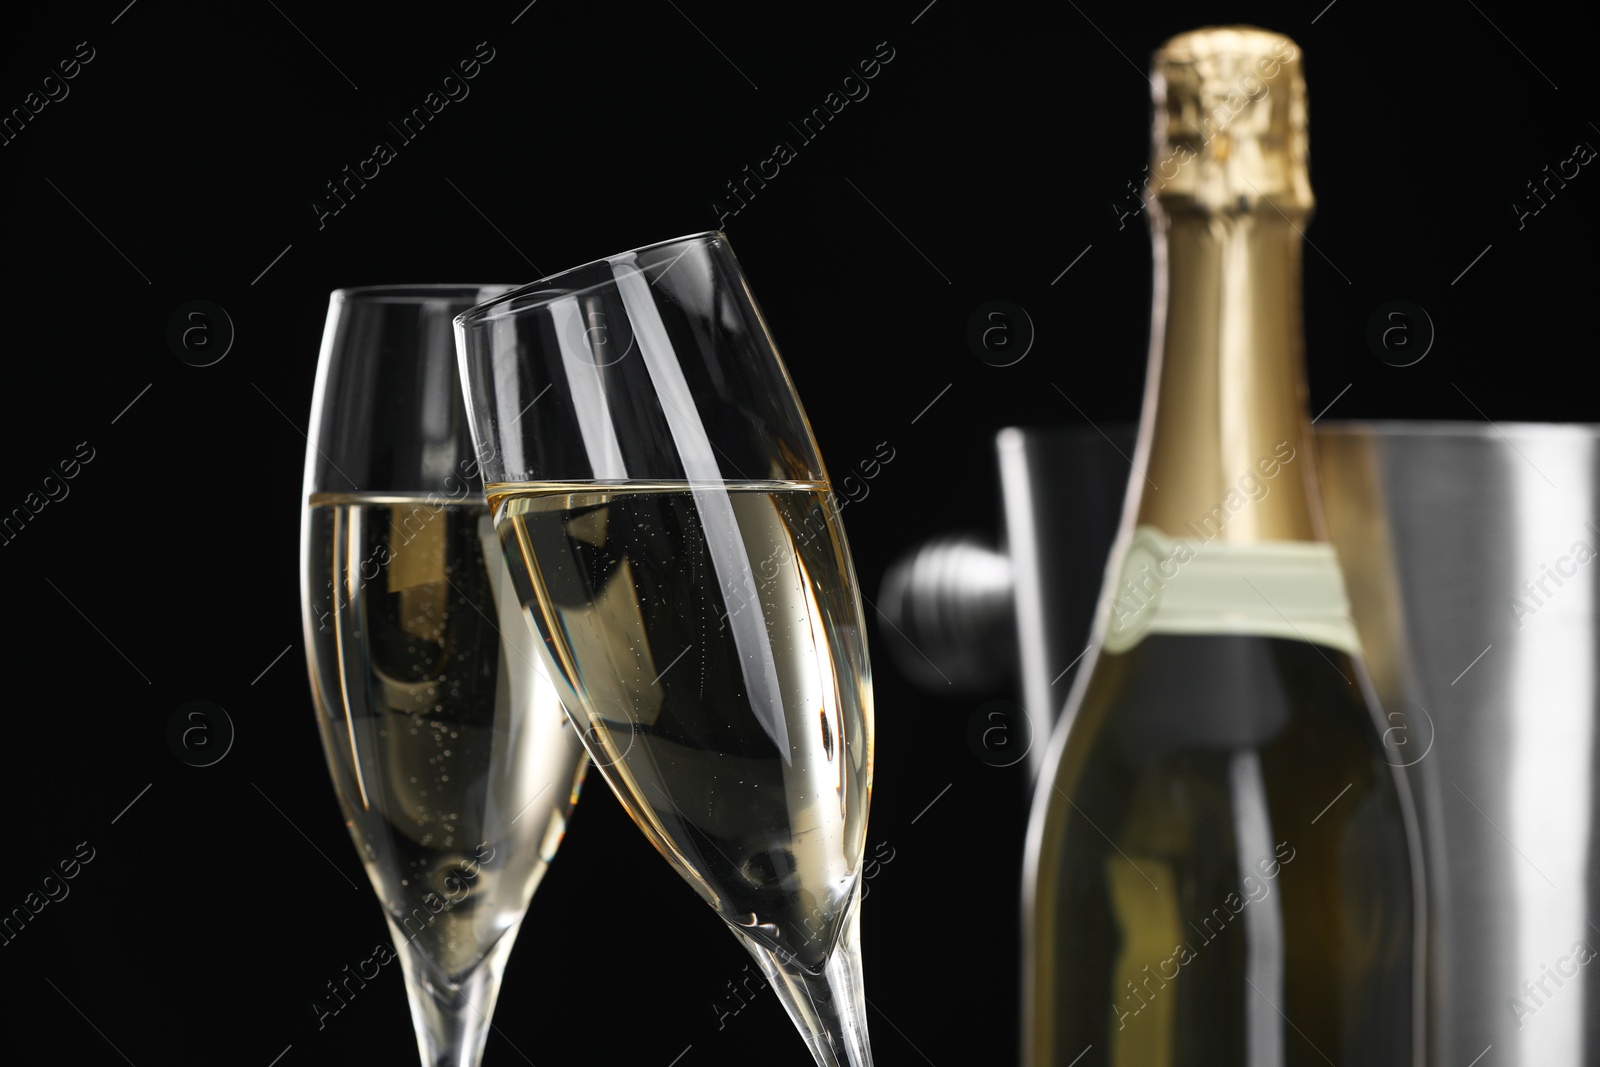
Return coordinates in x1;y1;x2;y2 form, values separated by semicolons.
454;234;875;1066
300;285;587;1067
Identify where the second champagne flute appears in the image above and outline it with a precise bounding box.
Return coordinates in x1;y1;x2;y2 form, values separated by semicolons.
301;285;588;1067
454;233;876;1066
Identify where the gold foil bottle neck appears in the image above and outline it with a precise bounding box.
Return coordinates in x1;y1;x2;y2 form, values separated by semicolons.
1150;26;1312;217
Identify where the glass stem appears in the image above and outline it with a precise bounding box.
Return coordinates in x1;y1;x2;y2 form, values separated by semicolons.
746;891;874;1067
388;917;520;1067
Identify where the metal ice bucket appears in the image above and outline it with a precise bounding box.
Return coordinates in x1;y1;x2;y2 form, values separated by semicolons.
880;421;1600;1064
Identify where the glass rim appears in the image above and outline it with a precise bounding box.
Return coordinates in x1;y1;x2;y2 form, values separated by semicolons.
453;231;728;327
331;283;518;305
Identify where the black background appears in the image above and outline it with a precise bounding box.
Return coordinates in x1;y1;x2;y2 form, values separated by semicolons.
1;1;1593;1064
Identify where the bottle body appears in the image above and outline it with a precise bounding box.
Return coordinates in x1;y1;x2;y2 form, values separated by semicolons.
1025;631;1417;1064
1023;25;1422;1066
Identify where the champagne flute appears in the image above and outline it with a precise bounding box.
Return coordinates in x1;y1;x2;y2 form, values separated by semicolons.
454;233;876;1066
300;285;587;1067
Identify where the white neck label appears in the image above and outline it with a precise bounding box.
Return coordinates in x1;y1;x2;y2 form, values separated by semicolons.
1097;524;1362;657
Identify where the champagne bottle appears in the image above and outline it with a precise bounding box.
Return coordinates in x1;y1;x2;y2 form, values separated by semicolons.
1022;27;1424;1066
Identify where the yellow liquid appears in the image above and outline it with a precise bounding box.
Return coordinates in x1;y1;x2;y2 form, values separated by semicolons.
490;481;873;971
303;495;586;981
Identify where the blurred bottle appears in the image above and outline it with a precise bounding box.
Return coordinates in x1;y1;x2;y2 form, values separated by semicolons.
1022;27;1423;1066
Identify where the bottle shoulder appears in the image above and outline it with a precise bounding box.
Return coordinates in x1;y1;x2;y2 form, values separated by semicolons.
1038;634;1387;798
1029;635;1416;909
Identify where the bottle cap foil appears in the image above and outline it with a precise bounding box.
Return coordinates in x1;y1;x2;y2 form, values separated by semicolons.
1149;27;1313;217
